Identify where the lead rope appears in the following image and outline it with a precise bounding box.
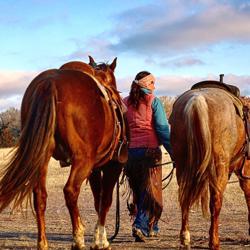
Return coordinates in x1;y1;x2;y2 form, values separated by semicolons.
162;166;175;190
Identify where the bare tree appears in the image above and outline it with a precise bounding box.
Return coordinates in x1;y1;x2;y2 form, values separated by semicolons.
159;96;177;118
0;108;20;148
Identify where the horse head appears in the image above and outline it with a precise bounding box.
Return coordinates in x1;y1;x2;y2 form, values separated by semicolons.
88;56;117;90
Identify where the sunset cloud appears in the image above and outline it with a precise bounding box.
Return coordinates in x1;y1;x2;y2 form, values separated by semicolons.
109;1;250;55
0;0;249;112
0;71;37;111
117;73;250;98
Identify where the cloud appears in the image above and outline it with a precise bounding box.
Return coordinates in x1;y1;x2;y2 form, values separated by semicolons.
145;56;205;68
0;71;36;98
0;70;37;111
0;95;23;113
156;73;250;97
117;73;250;98
91;0;250;56
0;69;249;112
66;36;118;63
65;0;250;73
224;74;250;96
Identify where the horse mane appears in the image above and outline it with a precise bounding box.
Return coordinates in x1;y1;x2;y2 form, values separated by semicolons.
93;62;108;70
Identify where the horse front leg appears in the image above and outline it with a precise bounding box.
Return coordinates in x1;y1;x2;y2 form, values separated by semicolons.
179;205;191;250
33;163;49;250
89;162;122;250
64;157;93;250
239;177;250;235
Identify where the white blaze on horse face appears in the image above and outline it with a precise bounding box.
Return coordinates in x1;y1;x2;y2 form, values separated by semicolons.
92;222;110;249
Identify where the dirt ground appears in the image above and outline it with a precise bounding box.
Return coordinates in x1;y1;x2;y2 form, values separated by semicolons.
0;148;250;250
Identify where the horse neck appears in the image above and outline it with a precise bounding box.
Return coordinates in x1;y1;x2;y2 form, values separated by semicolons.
94;70;117;90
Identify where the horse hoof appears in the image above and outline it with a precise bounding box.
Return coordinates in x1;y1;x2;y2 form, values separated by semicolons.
179;244;191;250
132;228;146;242
37;241;48;250
71;244;86;250
90;246;111;250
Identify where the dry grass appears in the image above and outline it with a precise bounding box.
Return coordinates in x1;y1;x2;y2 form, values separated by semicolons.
0;148;249;249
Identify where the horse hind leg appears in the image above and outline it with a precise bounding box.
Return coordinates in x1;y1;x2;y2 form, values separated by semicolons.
179;205;191;250
209;174;228;250
89;162;122;250
64;155;94;250
33;157;51;250
239;177;250;235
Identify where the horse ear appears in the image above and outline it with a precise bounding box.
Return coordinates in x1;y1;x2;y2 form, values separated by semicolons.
109;57;117;72
88;55;96;66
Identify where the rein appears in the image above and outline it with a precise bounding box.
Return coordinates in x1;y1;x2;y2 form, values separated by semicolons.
149;158;175;189
162;167;175;190
153;160;174;168
149;159;175;189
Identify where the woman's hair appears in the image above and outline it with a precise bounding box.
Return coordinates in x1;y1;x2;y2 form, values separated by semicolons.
128;71;151;109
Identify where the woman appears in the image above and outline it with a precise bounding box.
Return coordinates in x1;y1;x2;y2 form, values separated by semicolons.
123;71;172;242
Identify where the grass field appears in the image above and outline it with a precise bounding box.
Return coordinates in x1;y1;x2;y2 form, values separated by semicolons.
0;148;250;249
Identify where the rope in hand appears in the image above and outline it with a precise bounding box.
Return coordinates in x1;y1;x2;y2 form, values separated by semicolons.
162;165;175;190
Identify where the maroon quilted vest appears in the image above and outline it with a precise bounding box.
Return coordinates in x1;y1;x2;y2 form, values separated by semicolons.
124;94;159;148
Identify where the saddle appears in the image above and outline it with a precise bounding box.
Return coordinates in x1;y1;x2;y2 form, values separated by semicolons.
97;84;128;165
191;80;244;118
191;80;240;98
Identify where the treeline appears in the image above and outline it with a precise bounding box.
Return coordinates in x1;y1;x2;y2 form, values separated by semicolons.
0;96;249;148
0;107;21;148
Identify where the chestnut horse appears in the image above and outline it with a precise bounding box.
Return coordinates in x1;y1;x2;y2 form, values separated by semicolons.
169;81;250;250
0;57;127;250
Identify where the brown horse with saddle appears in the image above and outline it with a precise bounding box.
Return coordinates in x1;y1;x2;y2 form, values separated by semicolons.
170;80;250;250
0;56;128;250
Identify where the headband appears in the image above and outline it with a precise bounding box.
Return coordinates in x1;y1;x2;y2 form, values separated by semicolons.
134;73;156;90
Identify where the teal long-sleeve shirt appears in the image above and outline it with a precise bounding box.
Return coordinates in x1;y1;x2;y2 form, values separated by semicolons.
142;88;172;155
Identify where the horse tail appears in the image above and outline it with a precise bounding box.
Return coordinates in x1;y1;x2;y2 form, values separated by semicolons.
178;94;214;217
0;79;56;212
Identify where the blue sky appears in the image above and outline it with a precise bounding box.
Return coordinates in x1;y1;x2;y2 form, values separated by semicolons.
0;0;250;111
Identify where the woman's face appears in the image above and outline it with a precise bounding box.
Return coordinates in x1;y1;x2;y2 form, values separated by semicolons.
148;80;155;90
